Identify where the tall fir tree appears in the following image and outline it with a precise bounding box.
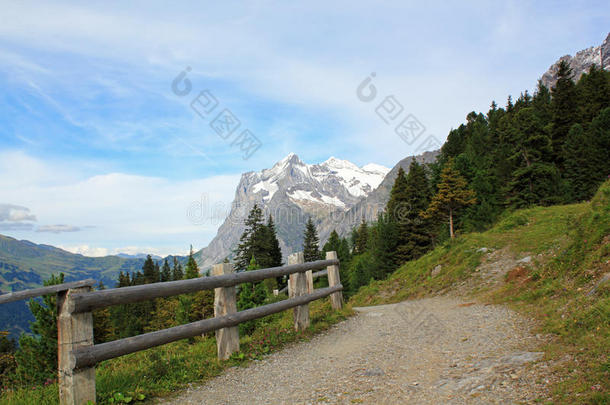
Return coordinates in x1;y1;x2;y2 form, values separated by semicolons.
394;160;432;264
234;204;265;271
161;258;172;282
422;158;476;239
142;255;157;284
303;217;321;262
264;215;283;267
184;245;200;279
354;218;369;254
14;274;64;384
172;257;184;281
550;60;578;165
506;107;560;207
563;123;598;201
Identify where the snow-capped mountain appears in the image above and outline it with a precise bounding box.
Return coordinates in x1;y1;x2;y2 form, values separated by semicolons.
194;153;389;269
540;32;609;88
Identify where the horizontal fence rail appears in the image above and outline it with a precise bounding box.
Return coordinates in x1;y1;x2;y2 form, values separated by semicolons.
70;259;339;314
278;268;327;294
0;251;343;405
73;284;342;368
0;279;97;305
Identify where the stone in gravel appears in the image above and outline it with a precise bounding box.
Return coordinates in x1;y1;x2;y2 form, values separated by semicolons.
501;351;544;365
477;247;489;253
362;368;385;376
518;256;532;263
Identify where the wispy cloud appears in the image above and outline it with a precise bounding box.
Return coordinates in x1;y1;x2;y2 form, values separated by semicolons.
36;224;81;233
0;204;37;222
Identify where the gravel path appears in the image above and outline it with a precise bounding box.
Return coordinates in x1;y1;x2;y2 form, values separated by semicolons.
158;297;551;404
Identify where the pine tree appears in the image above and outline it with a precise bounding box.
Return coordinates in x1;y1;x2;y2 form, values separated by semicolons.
265;215;283;267
386;167;409;223
370;213;398;279
172;257;184;281
506;107;560;207
237;257;268;334
422;158;476;239
142;255;157;284
576;65;610;126
234;204;265;271
303;217;321;262
354;218;369;254
550;60;578;165
394;160;432;264
185;245;200;279
14;274;64;384
161;258;172;282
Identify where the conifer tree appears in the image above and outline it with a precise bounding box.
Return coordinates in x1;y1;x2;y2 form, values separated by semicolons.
550;60;578;165
576;65;610;125
563;124;597;201
172;257;184;281
354;219;369;254
386;167;409;223
142;255;157;284
506;107;560;207
265;215;283;267
234;204;265;271
422;158;476;239
394;160;432;264
161;258;172;282
184;245;200;279
303;217;321;262
14;274;64;384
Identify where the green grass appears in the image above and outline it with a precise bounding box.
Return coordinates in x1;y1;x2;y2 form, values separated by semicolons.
350;180;610;404
0;299;352;405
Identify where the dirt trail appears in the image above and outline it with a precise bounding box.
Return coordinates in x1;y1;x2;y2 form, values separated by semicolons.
159;297;550;404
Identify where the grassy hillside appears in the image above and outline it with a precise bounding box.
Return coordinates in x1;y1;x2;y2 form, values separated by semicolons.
351;180;610;404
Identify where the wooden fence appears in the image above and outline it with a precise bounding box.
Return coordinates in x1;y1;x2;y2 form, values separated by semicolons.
0;251;343;405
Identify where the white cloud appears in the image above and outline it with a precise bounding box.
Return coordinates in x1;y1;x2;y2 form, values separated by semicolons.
0;152;241;255
36;224;81;233
59;244;183;258
0;204;37;222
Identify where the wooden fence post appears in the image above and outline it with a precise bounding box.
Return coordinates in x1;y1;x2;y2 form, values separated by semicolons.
306;269;314;294
58;286;95;405
326;251;343;310
213;262;239;360
288;252;309;331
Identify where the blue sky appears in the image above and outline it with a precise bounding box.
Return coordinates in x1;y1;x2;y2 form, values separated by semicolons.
0;1;608;256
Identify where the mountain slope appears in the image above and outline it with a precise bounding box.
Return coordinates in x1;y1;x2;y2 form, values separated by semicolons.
195;153;390;269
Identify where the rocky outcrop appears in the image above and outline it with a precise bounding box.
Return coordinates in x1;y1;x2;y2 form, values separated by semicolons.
540;33;610;88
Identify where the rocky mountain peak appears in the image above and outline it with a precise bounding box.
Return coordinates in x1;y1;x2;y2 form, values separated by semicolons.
194;153;391;269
